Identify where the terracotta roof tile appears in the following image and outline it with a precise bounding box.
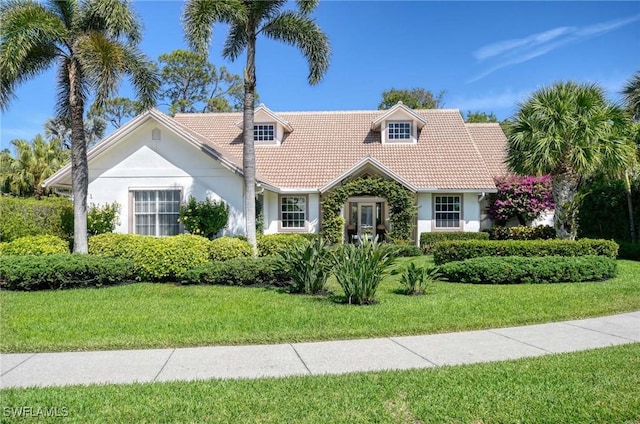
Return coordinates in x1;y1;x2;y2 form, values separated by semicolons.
465;123;510;179
173;109;508;191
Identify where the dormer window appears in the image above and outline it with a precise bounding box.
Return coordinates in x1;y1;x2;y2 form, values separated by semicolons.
387;122;411;141
254;124;275;142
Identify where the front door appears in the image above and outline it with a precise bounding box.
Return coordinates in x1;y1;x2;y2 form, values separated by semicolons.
358;203;376;241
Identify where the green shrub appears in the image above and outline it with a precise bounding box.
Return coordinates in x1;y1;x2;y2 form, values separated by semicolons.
1;235;69;256
438;256;617;284
89;233;211;281
209;237;253;261
279;238;332;294
180;257;290;286
0;196;73;242
379;243;423;258
179;196;229;240
0;254;135;291
488;225;556;240
433;239;619;265
257;234;308;257
331;238;394;305
420;232;489;254
617;241;640;261
87;202;120;236
398;262;439;295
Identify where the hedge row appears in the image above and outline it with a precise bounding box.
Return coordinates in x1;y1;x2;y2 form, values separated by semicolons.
487;225;556;240
438;256;617;284
0;197;73;242
420;232;489;254
89;233;211;281
0;235;69;256
180;257;291;286
257;234;309;256
433;239;619;265
617;242;640;261
0;255;135;291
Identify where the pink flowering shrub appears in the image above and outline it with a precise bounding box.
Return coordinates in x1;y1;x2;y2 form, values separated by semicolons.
489;175;554;225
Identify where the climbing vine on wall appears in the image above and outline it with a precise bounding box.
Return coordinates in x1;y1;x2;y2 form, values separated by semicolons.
320;177;417;244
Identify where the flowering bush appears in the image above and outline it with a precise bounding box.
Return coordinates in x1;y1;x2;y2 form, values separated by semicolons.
489;175;554;225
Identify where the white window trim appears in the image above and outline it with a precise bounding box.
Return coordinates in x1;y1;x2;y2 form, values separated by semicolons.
254;122;276;144
278;194;308;232
128;188;183;236
432;194;463;231
383;120;417;144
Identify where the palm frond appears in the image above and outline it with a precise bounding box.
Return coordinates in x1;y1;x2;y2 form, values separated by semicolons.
78;0;142;44
183;0;243;55
260;11;330;85
222;23;248;61
622;71;640;119
45;0;76;31
295;0;319;15
121;45;160;110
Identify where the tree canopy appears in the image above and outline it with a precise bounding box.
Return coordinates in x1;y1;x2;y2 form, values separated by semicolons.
378;88;445;110
465;111;498;123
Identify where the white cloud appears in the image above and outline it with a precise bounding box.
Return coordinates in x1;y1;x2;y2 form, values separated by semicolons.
469;14;640;83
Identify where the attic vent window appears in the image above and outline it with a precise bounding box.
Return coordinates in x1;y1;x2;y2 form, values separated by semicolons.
387;122;411;140
151;128;161;140
254;124;275;142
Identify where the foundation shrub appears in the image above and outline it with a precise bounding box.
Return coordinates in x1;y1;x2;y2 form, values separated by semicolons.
488;225;556;240
0;196;73;242
379;243;423;258
0;254;134;290
433;239;619;265
180;257;290;286
88;233;210;281
209;237;253;261
257;234;308;257
438;256;617;284
419;232;489;254
0;235;69;256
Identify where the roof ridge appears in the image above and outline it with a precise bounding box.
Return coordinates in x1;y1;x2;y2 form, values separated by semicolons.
175;108;462;116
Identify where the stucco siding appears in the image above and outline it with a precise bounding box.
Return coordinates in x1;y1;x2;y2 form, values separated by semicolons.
86;121;246;236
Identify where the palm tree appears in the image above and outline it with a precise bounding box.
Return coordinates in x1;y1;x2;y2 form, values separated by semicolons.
508;81;636;239
45;115;106;149
2;134;69;199
0;0;159;253
183;0;331;253
622;71;640;120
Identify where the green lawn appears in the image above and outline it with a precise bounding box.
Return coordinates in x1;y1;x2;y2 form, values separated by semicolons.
2;344;639;423
1;257;639;353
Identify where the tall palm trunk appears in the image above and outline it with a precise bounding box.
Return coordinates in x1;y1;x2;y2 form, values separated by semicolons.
625;171;638;243
68;59;89;253
552;173;581;240
243;30;257;255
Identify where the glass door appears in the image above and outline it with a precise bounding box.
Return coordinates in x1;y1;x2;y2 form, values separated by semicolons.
358;203;376;241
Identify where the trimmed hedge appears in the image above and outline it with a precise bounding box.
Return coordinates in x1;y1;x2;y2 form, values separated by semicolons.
0;254;135;291
0;235;69;256
209;237;253;261
420;232;489;254
0;196;73;242
89;233;211;281
488;225;556;241
617;242;640;261
257;234;308;257
438;256;617;284
433;239;619;265
180;257;291;286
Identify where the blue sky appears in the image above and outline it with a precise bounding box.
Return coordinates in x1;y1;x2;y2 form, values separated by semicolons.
1;0;639;149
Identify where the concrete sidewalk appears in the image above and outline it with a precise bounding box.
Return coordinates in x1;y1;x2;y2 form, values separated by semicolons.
1;312;639;389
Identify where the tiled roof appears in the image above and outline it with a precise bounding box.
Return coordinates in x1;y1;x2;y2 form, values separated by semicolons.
465;123;510;180
173;109;508;191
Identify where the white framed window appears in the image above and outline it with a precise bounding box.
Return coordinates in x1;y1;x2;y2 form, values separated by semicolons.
387;122;411;140
254;124;275;142
434;196;461;228
280;196;306;229
132;190;181;236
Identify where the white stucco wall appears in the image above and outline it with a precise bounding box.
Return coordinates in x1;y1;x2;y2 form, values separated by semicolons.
262;191;319;234
417;192;482;236
86;120;246;236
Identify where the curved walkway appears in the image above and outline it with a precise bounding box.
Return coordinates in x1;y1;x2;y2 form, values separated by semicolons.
1;312;639;389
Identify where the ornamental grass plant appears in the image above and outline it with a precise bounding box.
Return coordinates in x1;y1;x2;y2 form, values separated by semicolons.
331;237;394;304
279;238;333;294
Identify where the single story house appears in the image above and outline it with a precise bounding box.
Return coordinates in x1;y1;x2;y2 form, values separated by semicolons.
44;102;509;244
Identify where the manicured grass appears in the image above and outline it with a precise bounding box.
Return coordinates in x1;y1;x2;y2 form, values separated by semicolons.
1;258;640;353
2;344;639;423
